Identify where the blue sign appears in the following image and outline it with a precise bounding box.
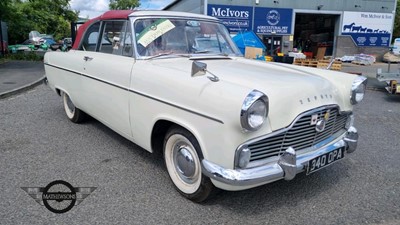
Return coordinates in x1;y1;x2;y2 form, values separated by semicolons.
342;12;393;47
254;8;293;34
342;33;391;47
207;4;253;33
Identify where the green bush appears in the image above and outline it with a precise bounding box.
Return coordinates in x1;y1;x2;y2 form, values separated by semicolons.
0;57;8;64
5;51;44;61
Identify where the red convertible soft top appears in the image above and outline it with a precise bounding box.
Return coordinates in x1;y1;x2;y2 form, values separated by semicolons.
72;10;134;50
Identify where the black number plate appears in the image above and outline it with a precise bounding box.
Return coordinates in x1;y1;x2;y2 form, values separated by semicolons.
306;147;345;175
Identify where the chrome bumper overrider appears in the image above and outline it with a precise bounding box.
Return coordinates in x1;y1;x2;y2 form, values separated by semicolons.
202;126;358;186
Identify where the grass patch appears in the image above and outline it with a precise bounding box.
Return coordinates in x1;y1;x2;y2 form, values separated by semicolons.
0;57;8;64
5;51;44;61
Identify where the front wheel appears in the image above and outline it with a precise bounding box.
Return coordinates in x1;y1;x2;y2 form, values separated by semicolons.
62;92;87;123
163;126;216;202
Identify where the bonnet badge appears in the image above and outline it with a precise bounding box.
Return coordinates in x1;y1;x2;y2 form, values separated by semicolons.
313;110;330;133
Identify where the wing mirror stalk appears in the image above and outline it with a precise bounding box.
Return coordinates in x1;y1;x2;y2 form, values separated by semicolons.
191;61;219;82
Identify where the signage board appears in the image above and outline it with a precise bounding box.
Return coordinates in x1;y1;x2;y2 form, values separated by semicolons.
254;8;293;35
207;4;253;33
342;11;393;47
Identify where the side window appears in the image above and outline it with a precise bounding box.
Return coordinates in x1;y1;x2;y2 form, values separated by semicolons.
99;21;127;55
80;22;101;51
122;24;133;57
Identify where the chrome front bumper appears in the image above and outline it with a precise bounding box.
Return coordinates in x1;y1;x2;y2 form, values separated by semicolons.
202;126;358;186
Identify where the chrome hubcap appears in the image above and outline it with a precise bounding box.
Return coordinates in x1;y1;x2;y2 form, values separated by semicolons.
165;134;202;194
174;145;196;183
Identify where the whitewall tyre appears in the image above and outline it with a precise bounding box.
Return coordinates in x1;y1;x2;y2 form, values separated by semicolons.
62;92;87;123
164;126;216;202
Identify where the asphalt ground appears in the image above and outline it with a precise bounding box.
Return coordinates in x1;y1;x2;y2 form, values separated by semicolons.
0;61;45;98
0;68;400;224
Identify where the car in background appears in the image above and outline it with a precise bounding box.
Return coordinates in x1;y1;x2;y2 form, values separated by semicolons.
29;31;42;46
63;38;72;49
44;10;365;202
40;37;62;51
8;39;48;52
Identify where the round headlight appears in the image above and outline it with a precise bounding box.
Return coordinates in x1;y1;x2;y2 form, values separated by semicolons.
241;90;268;131
351;76;367;105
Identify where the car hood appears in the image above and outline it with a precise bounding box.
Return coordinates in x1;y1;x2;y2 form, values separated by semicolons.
147;57;350;130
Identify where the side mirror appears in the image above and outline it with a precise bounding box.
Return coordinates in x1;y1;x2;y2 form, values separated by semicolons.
191;60;219;82
191;61;207;77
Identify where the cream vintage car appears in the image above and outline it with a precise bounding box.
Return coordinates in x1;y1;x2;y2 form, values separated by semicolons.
44;10;366;202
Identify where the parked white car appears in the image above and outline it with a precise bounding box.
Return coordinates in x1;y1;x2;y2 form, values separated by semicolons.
29;31;42;45
44;10;366;202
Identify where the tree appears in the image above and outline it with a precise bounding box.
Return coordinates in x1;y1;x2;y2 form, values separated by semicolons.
0;0;13;21
109;0;140;10
4;0;78;44
393;0;400;39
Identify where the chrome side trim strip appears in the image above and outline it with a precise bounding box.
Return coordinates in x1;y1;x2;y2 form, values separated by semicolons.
45;63;129;91
45;63;224;124
128;90;224;124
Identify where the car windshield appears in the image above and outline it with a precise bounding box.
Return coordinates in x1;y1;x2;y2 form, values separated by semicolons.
133;18;242;58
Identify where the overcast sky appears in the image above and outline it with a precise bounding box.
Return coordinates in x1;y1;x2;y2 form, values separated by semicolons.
70;0;174;19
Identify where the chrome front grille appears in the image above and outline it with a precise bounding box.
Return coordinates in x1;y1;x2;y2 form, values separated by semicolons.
248;107;349;162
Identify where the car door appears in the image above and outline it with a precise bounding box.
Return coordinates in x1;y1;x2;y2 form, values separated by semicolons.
78;20;135;139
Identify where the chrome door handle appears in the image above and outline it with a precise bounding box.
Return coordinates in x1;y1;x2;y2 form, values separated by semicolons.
83;56;93;61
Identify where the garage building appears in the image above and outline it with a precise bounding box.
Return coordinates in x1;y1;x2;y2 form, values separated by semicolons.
163;0;397;60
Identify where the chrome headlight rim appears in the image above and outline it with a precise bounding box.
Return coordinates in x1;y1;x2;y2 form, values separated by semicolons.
240;90;269;132
350;76;367;105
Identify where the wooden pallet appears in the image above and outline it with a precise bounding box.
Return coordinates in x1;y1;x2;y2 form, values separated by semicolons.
330;63;342;71
293;58;306;66
317;62;329;69
294;59;342;71
304;61;318;68
294;62;302;66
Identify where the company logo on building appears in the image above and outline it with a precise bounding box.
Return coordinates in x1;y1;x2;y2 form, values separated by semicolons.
381;37;389;44
211;7;250;18
266;10;280;26
357;37;367;44
369;37;378;44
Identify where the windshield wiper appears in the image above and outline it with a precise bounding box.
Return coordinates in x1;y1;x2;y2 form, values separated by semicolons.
192;50;230;57
194;50;212;54
146;52;189;60
189;52;232;59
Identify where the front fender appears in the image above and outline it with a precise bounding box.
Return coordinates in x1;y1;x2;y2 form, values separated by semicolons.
130;61;274;169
